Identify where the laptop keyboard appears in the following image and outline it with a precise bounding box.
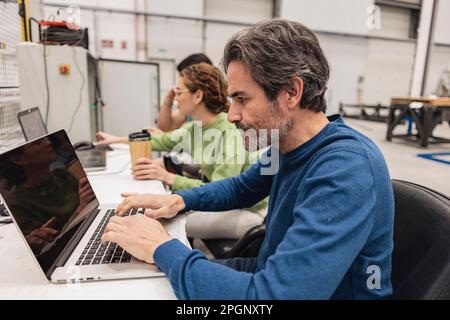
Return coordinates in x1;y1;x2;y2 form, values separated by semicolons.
75;208;144;266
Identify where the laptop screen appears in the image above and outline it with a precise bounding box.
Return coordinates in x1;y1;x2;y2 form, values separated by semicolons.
0;130;100;275
18;107;48;141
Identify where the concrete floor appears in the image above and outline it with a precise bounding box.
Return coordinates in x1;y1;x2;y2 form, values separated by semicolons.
345;117;450;196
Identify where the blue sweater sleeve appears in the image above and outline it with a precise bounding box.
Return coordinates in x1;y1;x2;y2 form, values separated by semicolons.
176;157;273;212
154;150;379;299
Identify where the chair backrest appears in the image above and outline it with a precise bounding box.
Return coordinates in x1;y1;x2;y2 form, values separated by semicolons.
206;179;450;299
202;224;266;260
222;225;266;259
391;180;450;299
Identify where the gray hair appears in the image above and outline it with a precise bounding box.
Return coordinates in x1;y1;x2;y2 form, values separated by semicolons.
222;19;330;113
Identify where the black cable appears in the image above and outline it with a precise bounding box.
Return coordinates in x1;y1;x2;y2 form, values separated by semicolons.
43;42;50;125
67;45;86;134
41;26;88;48
91;54;105;108
39;25;88;131
36;18;51;125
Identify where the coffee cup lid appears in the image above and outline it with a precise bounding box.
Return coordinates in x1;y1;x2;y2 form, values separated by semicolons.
129;130;151;141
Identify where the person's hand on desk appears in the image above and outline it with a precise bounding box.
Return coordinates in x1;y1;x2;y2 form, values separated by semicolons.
101;214;172;264
132;157;176;187
116;193;185;219
95;132;127;145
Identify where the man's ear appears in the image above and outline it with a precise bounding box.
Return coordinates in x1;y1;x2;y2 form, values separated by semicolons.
286;76;303;110
194;89;204;105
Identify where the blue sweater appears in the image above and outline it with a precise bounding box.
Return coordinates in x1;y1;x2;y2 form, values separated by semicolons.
154;115;394;300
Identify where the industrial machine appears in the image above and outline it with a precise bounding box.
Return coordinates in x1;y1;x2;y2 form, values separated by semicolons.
16;41;101;143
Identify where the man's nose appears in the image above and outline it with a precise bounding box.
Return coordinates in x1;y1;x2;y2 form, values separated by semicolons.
227;103;242;124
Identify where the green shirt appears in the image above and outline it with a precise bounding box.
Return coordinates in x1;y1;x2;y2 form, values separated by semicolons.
151;113;267;212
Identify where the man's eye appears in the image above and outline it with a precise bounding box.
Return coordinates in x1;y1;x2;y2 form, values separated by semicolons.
230;96;249;105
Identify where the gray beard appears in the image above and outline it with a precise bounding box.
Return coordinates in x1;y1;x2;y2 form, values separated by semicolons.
240;101;293;151
262;101;293;147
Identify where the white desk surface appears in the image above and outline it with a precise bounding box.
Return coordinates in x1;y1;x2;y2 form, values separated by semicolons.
0;146;187;300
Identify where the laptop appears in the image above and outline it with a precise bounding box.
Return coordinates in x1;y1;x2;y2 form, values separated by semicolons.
17;107;47;141
0;130;166;283
17;107;107;172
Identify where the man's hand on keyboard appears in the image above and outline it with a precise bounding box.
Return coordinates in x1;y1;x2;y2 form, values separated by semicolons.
116;193;185;220
101;214;172;264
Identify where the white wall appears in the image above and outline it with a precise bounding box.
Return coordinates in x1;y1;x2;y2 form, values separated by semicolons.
424;45;450;95
99;60;160;135
364;40;416;104
44;0;135;10
280;0;418;112
95;11;137;60
319;36;415;110
145;0;204;61
42;0;450;116
423;0;450;95
204;0;272;65
144;0;205;100
281;0;374;36
369;6;412;40
434;0;450;45
318;35;369;111
205;0;271;22
16;44;92;142
147;0;203;17
146;18;203;61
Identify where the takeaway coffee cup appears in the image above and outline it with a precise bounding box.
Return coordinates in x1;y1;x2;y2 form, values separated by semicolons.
129;130;152;166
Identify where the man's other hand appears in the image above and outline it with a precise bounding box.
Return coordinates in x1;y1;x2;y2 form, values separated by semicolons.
101;215;172;264
116;193;185;220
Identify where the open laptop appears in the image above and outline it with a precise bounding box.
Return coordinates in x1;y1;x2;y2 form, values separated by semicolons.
0;130;167;283
17;107;47;140
17;107;106;172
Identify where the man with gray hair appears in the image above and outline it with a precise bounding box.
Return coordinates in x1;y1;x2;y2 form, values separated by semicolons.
102;19;395;299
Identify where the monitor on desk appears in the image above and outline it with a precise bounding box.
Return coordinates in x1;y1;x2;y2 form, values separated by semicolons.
17;107;106;171
17;107;48;141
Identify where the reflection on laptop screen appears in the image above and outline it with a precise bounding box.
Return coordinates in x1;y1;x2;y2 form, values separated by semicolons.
0;130;99;274
18;107;48;141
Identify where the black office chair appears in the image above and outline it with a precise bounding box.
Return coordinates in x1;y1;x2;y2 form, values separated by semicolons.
391;180;450;300
203;223;265;260
204;179;450;300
